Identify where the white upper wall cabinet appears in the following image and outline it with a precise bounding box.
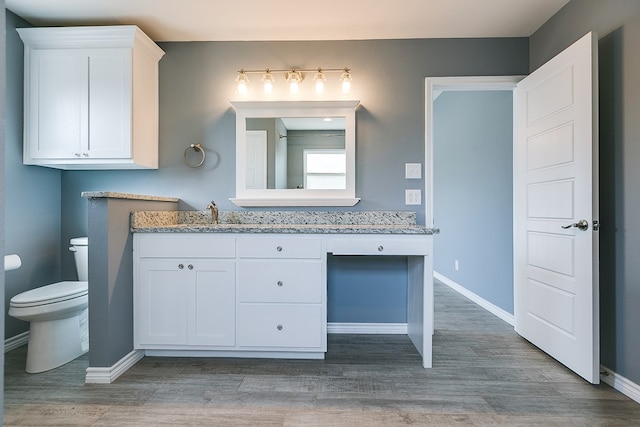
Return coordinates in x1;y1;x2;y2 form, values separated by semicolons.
18;26;165;170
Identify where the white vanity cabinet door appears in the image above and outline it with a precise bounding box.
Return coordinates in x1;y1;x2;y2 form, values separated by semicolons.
187;260;236;346
137;259;188;346
136;258;236;348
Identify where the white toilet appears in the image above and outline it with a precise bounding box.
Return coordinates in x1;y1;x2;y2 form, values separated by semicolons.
9;237;89;373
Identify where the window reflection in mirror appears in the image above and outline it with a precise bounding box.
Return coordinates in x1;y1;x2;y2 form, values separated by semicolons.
246;117;346;190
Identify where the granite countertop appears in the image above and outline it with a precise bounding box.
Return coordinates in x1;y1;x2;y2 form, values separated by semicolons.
131;210;439;235
82;191;179;203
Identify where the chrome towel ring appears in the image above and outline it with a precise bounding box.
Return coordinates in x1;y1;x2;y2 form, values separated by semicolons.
184;143;206;168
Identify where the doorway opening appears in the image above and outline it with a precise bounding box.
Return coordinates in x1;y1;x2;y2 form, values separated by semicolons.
425;76;521;324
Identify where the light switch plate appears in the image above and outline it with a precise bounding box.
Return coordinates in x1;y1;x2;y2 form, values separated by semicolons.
405;163;422;179
405;189;421;205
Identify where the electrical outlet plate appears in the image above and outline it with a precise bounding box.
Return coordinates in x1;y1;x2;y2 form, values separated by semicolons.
405;163;422;179
405;189;421;205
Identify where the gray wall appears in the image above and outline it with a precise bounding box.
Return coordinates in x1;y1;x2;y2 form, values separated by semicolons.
53;38;528;324
433;91;514;313
4;12;62;340
530;0;640;386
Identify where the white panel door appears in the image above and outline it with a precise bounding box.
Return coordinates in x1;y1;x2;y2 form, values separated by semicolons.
137;259;188;346
245;130;267;189
188;261;236;346
514;32;599;383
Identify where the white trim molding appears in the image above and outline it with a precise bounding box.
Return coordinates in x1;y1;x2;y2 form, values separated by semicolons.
5;331;29;353
328;322;408;334
85;349;144;384
434;272;515;326
601;365;640;404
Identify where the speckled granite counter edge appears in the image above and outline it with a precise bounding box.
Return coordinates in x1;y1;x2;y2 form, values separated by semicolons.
82;191;179;203
131;210;440;235
133;223;439;235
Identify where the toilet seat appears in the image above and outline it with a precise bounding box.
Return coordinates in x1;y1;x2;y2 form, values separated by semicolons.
10;281;88;308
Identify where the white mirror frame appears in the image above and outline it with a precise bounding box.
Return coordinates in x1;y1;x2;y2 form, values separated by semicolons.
230;100;360;207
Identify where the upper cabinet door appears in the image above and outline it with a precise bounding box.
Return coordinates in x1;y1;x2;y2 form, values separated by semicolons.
87;49;132;159
27;49;87;160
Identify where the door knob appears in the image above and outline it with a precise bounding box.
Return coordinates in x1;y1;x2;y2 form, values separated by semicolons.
561;219;589;231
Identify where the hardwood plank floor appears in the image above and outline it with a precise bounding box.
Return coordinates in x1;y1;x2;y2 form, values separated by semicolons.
5;281;640;426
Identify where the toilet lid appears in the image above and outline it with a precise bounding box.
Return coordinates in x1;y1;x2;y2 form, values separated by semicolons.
10;281;88;307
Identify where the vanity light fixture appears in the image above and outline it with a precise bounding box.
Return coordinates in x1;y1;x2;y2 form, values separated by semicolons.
235;67;352;95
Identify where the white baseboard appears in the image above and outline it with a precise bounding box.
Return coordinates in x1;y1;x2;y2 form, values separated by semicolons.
601;365;640;404
5;331;29;353
328;322;408;334
85;349;144;384
434;271;515;326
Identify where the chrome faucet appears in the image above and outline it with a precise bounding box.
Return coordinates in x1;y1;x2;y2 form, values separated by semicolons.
206;200;219;224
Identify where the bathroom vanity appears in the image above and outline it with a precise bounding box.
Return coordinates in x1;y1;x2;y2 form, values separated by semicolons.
131;210;438;368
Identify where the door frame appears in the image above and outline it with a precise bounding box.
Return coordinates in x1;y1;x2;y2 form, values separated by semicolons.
425;76;523;229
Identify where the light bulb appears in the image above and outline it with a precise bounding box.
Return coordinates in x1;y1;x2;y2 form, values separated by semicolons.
313;69;326;94
287;71;302;94
262;70;274;94
236;70;249;95
339;68;352;94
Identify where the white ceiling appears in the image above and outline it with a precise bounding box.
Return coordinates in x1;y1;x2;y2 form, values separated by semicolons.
6;0;570;42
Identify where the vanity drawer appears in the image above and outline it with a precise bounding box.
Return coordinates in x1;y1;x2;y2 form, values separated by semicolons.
238;260;322;303
237;237;322;259
238;304;323;349
137;235;236;258
329;238;428;256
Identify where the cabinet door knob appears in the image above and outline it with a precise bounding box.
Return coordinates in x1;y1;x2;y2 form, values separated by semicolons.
276;324;283;331
178;263;184;269
82;152;89;157
378;245;384;252
276;246;283;252
277;280;284;287
74;153;81;157
188;264;194;270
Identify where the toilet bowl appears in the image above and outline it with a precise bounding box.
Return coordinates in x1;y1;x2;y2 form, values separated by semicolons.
9;237;89;373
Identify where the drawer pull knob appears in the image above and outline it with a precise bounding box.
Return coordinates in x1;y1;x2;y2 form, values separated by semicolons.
276;246;283;252
277;324;283;331
178;263;184;269
188;264;194;270
277;280;284;287
378;245;384;252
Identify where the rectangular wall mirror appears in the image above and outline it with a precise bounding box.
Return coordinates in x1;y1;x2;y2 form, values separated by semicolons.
230;100;360;207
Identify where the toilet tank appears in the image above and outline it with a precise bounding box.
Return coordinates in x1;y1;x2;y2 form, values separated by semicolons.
69;237;88;281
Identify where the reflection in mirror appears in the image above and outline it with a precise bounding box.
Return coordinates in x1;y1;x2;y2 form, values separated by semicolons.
230;100;360;207
245;117;346;190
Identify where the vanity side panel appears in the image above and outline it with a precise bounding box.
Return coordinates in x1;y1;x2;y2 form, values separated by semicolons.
88;198;177;368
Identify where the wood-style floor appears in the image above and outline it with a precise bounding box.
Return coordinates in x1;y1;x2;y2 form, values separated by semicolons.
4;281;640;426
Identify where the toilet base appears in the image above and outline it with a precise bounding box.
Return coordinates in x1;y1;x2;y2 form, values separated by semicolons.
26;309;88;373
